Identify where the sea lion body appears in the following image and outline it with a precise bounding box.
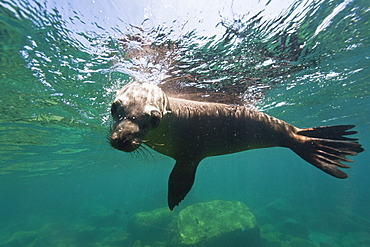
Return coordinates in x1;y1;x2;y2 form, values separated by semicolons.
110;82;364;210
146;97;295;158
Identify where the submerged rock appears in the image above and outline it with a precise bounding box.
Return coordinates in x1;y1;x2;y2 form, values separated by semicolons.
290;238;317;247
127;207;176;245
260;231;284;247
1;230;38;247
126;200;260;246
170;200;260;246
280;219;309;239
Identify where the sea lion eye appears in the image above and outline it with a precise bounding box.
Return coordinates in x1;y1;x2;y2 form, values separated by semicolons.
150;111;161;128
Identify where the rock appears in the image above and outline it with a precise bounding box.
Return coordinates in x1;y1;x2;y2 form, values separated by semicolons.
1;230;38;247
261;232;283;247
127;207;176;245
290;238;317;247
341;231;370;247
132;240;142;247
280;219;309;239
170;200;260;246
319;241;341;247
152;241;167;247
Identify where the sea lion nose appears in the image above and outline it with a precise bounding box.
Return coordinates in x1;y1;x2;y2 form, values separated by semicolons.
110;135;138;152
110;133;123;149
110;122;141;152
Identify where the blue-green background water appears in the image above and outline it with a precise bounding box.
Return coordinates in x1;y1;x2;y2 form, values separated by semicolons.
0;0;369;246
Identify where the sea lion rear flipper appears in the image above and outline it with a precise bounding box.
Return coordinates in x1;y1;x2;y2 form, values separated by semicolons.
292;125;364;178
168;160;200;210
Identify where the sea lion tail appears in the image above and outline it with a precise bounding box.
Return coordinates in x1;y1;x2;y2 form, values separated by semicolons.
292;125;364;178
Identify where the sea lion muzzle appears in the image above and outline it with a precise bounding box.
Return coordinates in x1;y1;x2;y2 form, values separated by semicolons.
110;120;141;152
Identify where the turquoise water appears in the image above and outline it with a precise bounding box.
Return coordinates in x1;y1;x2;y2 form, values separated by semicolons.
0;0;369;246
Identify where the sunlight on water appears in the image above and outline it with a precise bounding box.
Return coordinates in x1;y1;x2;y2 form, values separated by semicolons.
0;0;369;246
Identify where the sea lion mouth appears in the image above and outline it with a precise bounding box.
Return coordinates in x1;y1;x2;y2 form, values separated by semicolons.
110;136;141;152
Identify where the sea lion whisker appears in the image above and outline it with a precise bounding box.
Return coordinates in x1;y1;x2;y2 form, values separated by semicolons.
106;132;112;144
145;141;165;147
141;145;155;161
106;124;114;145
132;148;145;159
153;143;165;146
131;145;154;162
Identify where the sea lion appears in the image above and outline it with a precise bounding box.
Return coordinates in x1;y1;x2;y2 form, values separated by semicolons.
109;81;364;210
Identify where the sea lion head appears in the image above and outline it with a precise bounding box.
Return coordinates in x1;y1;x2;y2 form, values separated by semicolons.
109;82;169;152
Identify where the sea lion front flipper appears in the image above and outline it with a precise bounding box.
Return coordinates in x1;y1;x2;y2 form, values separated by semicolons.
168;160;200;210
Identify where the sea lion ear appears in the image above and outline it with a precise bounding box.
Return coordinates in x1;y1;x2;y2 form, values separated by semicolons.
162;92;172;114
